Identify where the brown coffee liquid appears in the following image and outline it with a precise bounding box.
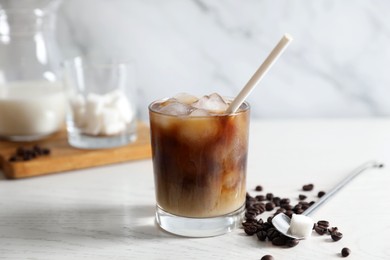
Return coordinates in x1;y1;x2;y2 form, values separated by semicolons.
149;103;249;218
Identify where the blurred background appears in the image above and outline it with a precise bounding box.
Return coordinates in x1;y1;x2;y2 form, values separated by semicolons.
1;0;390;120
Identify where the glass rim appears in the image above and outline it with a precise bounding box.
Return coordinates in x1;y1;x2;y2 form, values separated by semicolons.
148;97;250;118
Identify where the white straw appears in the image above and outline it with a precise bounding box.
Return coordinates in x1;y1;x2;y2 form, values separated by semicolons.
226;34;293;114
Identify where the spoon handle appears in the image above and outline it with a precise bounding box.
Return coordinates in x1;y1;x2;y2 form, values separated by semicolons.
303;161;384;216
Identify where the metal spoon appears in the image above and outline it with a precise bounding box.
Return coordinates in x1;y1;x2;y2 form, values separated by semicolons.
272;161;384;239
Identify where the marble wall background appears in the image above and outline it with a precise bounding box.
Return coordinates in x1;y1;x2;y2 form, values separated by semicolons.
2;0;390;120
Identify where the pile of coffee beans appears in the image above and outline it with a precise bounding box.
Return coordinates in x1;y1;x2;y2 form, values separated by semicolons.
244;184;351;259
8;145;51;162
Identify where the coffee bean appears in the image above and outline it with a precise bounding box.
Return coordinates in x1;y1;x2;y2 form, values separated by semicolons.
8;156;18;162
318;191;326;198
247;206;260;213
294;204;302;210
328;227;338;233
272;197;281;206
315;225;327;235
275;208;286;214
280;198;290;204
255;185;263;191
265;202;275;211
9;145;51;162
309;201;315;206
272;236;287;246
266;193;274;201
267;216;273;224
341;247;351;257
295;208;304;214
285;210;293;218
256;230;267;241
331;231;343;241
301;204;310;210
281;204;293;210
302;184;314;191
16;147;25;156
242;221;254;228
299;194;307;200
261;222;272;231
42;148;50;155
267;228;280;240
317;220;329;228
253;202;266;213
286;238;299;247
261;255;274;260
255;195;266;201
244;224;258;236
245;211;257;220
246;197;256;208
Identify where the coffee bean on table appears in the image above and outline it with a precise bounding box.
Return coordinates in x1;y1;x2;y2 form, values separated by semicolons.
272;236;287;246
267;228;280;240
299;194;307;200
266;193;274;201
261;222;272;231
282;204;293;210
331;231;343;241
302;184;314;191
255;195;266;201
261;255;274;260
256;230;267;241
318;191;326;198
317;220;329;228
286;238;299;247
341;247;351;257
314;225;327;235
253;203;266;214
255;185;263;191
272;197;281;206
280;198;290;204
328;227;338;233
244;225;258;236
265;202;275;211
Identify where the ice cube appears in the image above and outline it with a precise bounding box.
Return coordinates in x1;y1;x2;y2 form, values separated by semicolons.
174;93;198;105
192;93;228;113
288;214;314;239
189;108;210;117
158;101;192;116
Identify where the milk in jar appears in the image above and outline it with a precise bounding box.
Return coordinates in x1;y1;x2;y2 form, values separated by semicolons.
0;80;66;139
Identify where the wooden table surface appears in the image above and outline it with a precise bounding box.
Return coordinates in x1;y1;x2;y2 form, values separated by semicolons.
0;119;389;260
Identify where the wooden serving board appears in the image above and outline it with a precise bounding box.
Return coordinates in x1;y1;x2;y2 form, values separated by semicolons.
0;122;151;179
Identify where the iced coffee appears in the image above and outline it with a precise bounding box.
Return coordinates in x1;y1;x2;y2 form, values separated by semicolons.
149;93;250;236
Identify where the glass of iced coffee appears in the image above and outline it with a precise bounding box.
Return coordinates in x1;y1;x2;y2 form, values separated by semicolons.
149;93;250;237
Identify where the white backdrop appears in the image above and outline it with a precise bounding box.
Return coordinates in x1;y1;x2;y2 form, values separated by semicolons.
3;0;390;119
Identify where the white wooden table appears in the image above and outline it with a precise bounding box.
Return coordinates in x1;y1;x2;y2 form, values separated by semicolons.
1;119;389;259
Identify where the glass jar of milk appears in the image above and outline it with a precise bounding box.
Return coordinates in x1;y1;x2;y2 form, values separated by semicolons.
0;4;65;141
